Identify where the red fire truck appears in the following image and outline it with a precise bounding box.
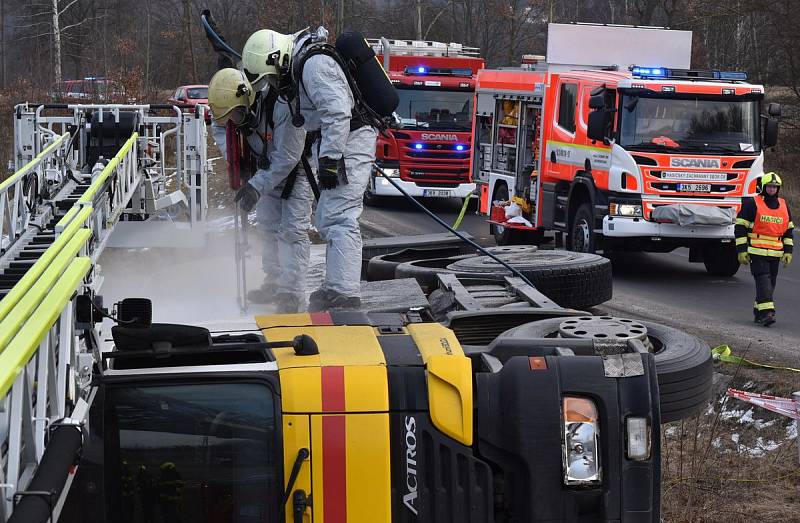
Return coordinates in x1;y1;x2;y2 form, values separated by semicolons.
365;38;485;204
471;24;780;276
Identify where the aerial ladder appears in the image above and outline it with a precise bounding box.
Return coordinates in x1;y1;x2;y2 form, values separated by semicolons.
0;102;209;522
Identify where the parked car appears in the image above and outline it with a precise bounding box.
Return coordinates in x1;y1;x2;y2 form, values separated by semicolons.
49;78;127;102
169;84;210;122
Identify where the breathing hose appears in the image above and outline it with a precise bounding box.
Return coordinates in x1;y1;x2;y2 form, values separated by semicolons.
372;165;536;288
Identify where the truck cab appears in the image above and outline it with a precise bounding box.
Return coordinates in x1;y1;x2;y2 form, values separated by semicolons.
57;308;661;523
366;39;484;203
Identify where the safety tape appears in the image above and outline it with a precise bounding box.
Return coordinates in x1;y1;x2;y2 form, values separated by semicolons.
712;345;800;373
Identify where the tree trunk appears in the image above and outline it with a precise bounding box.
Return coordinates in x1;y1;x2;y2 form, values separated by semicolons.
145;0;151;92
1;0;5;88
52;0;62;84
416;0;422;40
184;0;197;82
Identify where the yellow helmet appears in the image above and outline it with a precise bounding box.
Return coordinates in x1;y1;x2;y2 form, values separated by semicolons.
208;68;256;125
242;29;295;86
759;172;783;194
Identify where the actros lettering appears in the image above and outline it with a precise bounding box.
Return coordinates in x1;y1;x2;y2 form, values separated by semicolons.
403;416;419;515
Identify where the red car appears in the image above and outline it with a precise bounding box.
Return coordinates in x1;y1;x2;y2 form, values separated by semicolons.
169;84;210;122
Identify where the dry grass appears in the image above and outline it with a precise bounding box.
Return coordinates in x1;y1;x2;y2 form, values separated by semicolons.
661;364;800;522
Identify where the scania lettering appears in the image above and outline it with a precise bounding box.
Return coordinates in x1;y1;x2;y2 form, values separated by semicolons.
366;38;485;203
471;23;779;277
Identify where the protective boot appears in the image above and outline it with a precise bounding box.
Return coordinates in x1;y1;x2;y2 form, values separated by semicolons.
762;310;776;327
275;293;303;314
308;289;361;312
247;281;277;304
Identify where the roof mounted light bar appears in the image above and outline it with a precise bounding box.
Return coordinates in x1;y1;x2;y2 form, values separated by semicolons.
630;65;747;82
404;66;473;77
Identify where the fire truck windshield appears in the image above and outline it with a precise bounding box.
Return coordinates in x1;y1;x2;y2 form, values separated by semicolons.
619;94;760;154
395;87;472;131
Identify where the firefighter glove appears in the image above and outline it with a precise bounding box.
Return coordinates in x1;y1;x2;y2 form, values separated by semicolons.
782;253;792;267
318;156;346;190
737;252;750;265
234;182;260;212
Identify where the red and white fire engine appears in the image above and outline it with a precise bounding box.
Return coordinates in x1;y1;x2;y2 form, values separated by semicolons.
471;23;780;276
366;38;485;203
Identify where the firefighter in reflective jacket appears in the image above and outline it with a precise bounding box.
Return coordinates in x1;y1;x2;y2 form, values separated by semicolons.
735;172;794;326
158;461;184;522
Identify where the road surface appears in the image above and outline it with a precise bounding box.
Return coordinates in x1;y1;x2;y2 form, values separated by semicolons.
360;196;800;365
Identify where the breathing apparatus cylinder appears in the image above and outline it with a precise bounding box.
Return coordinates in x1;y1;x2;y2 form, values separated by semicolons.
334;31;399;118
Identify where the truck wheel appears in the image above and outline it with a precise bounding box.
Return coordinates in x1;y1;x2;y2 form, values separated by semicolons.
499;317;713;423
703;243;739;277
568;203;596;253
395;249;612;309
363;186;383;207
489;184;539;245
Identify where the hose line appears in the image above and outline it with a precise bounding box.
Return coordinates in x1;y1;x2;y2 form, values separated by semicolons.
372;165;536;288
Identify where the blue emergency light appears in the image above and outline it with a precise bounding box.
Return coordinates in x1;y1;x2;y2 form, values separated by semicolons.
630;65;748;82
417;66;426;74
414;143;424;150
455;144;465;151
631;66;665;77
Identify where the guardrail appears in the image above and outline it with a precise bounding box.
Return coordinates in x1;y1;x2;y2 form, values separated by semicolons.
0;133;70;253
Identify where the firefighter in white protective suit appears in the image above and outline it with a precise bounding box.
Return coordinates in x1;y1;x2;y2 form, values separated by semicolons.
208;67;313;313
241;27;378;311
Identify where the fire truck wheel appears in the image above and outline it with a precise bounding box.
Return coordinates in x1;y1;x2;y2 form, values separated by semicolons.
568;203;597;253
501;317;713;423
363;187;384;206
703;243;740;277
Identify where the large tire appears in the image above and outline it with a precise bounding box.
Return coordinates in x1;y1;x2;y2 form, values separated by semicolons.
361;232;477;279
395;249;612;309
703;243;740;277
568;202;597;253
367;246;470;281
499;317;713;423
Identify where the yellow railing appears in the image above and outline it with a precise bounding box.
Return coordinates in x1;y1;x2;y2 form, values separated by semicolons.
0;133;68;192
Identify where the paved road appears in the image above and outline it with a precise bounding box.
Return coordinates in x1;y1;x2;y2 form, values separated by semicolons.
360;196;800;365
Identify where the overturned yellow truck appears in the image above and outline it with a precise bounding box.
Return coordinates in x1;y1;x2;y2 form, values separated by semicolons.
54;307;666;523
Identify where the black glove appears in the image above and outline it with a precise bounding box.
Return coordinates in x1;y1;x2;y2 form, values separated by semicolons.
318;156;345;190
234;182;260;212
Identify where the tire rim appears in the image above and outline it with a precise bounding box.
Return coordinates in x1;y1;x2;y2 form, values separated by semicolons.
572;218;591;252
558;316;654;352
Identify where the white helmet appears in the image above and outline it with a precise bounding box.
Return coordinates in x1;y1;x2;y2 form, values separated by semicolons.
208;68;255;125
242;29;295;86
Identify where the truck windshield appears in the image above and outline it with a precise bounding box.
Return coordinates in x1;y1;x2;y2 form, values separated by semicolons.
105;382;280;522
395;87;472;131
619;94;760;154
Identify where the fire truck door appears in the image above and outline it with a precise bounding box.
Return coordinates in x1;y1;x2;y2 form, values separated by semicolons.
546;80;579;182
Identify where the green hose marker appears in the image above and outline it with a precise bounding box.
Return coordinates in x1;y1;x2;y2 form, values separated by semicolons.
452;192;473;230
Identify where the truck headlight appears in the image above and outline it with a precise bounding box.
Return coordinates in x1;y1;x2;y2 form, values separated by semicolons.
609;202;643;217
626;417;651;460
377;167;400;178
562;397;601;485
